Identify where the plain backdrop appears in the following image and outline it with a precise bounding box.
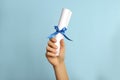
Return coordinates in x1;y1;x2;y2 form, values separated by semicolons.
0;0;120;80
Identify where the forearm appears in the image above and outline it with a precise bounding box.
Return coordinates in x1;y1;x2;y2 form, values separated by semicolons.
53;63;69;80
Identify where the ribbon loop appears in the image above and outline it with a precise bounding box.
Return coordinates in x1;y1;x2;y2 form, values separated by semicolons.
48;26;72;41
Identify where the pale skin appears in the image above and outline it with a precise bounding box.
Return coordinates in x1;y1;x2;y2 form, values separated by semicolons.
46;38;69;80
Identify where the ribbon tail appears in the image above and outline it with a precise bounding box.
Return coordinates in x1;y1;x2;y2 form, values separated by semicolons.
63;34;72;41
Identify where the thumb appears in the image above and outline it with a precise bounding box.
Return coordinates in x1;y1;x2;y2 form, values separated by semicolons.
60;39;65;54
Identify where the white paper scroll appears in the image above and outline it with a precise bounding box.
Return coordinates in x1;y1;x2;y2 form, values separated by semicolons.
55;8;72;56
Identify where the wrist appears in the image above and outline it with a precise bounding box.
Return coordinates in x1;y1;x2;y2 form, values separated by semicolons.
53;62;65;69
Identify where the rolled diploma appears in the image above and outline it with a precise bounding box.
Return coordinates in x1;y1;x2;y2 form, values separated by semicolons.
55;8;72;56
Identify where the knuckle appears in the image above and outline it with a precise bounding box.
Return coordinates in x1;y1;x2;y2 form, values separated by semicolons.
48;41;51;45
47;52;51;56
46;52;48;57
46;46;49;50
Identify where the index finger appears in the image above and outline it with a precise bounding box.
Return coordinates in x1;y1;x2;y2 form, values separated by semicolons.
50;38;56;43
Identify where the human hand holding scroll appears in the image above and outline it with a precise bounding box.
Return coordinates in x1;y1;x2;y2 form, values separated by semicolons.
48;8;72;56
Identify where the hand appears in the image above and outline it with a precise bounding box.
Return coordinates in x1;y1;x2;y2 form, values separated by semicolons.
46;38;69;80
46;38;65;67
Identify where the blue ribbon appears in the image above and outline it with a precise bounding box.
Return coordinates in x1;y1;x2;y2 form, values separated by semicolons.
48;26;72;41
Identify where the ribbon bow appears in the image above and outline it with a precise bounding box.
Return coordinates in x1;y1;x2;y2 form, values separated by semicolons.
48;26;72;41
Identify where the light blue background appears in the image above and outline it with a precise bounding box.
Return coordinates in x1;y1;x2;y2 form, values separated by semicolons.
0;0;120;80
